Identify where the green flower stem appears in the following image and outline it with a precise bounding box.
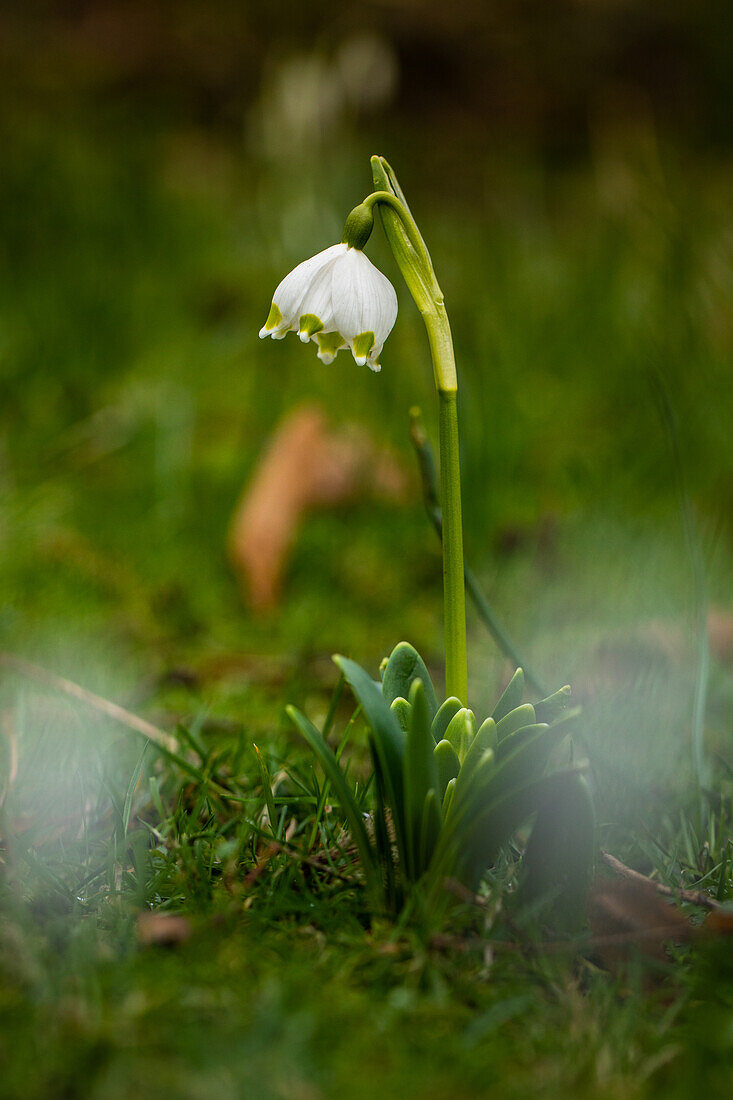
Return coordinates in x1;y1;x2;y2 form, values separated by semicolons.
361;160;467;699
409;408;550;698
438;388;468;702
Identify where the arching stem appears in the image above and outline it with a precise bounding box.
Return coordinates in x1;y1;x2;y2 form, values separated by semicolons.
364;159;468;701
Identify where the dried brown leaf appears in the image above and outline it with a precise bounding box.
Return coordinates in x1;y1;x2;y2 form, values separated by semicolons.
588;877;692;968
701;908;733;937
136;912;192;947
228;402;408;612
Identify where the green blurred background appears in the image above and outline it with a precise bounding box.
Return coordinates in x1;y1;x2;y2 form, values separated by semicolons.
2;5;733;1096
1;0;732;811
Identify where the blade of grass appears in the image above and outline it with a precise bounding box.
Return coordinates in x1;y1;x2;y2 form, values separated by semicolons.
286;705;382;905
321;672;346;741
122;740;150;837
253;744;278;836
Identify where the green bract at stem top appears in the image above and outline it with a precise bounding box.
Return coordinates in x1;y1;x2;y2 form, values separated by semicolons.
343;188;457;395
347;156;467;702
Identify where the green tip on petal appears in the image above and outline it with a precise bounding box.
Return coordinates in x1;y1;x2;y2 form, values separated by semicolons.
351;331;375;366
316;331;344;363
298;313;324;342
259;301;283;337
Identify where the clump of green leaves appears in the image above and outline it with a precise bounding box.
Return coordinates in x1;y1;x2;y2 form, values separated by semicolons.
288;642;595;926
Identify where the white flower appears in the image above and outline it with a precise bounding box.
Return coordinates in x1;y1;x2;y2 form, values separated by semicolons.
259;243;398;372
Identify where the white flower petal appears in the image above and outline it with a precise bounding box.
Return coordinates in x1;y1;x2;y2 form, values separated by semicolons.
270;243;346;332
330;249;398;347
259;241;397;370
296;256;340;337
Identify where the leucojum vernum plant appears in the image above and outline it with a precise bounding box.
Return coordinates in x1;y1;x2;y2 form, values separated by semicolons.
260;156;595;926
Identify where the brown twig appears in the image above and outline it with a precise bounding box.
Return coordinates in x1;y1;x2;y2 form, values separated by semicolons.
601;850;720;911
0;652;179;753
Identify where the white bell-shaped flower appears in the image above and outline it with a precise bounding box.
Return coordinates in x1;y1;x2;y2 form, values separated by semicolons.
259;243;398;372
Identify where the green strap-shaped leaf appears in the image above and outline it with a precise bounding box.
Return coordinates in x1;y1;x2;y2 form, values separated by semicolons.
431;696;463;743
439;723;554;866
442;776;457;817
534;685;572;725
444;748;496;835
460;716;497;781
286;705;381;902
390;696;411;734
334;654;407;858
475;715;498;755
434;739;460;799
404;679;440;878
489;725;554;797
442;707;476;762
419;788;443;874
381;642;438;718
496;723;550;769
491;668;525;723
495;703;536;742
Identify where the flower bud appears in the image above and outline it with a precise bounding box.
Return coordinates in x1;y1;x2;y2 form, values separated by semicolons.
341;203;374;251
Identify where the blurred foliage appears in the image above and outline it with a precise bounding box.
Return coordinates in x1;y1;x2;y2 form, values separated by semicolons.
0;4;732;1095
1;68;732;807
2;1;733;153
